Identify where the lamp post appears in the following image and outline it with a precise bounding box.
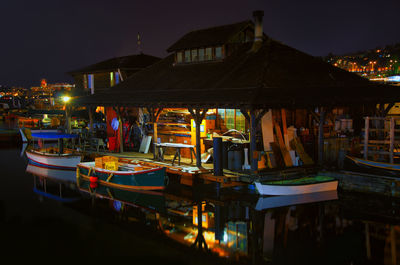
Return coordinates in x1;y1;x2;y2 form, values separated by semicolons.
63;96;71;133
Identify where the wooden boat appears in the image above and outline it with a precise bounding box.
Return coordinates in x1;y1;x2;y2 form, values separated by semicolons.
26;163;77;183
29;167;80;203
25;132;81;170
77;179;166;213
254;175;338;196
76;161;167;191
255;190;338;210
345;155;400;175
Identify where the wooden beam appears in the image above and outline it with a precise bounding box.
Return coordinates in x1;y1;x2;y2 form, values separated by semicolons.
318;108;325;166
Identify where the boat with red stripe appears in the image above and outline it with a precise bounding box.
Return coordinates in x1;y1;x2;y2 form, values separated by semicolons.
77;161;167;191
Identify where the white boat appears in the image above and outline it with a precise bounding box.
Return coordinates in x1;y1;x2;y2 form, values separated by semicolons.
255;190;338;211
26;163;77;182
254;176;338;196
25;132;81;170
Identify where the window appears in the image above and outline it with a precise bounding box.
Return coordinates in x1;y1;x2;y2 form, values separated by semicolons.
110;72;120;87
184;50;191;63
235;109;246;132
218;108;247;132
110;72;114;87
87;74;94;94
198;48;205;61
191;49;198;62
226;109;235;130
205;47;212;61
177;51;183;63
115;71;120;84
215;46;223;59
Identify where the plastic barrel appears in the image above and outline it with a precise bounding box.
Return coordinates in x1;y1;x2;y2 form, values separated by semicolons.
213;137;223;176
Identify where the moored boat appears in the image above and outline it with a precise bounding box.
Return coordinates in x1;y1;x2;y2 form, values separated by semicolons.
345;155;400;175
255;190;338;210
77;160;167;191
254;175;338;196
26;163;77;182
25;132;81;170
77;178;166;213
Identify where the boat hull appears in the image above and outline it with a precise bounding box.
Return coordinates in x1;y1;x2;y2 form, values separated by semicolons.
26;163;77;182
255;190;338;210
345;155;400;175
78;179;166;213
254;177;338;196
77;162;166;191
26;150;81;170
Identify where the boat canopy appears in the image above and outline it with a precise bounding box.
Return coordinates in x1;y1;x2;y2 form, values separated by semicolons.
31;132;79;139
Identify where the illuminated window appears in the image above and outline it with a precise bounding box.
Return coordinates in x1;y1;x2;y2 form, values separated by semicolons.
110;72;120;87
205;48;212;61
218;109;247;132
198;48;205;61
177;51;183;63
87;74;94;94
184;50;191;63
215;46;223;59
191;49;198;62
115;72;120;84
110;72;114;86
226;109;235;130
236;109;245;132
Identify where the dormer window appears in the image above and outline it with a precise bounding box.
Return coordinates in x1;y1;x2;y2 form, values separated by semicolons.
205;48;212;61
215;46;222;60
177;51;183;63
175;46;224;65
198;49;205;61
191;49;198;62
184;50;191;63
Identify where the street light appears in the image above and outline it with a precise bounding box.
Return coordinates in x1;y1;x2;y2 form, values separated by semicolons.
62;96;71;103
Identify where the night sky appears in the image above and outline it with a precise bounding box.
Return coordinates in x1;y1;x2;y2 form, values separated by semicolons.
1;0;399;88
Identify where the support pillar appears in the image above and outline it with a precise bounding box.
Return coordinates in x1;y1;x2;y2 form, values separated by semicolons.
146;107;163;159
88;106;94;134
241;108;267;172
114;107;124;153
65;105;72;133
188;108;208;168
318;107;326;166
250;111;258;171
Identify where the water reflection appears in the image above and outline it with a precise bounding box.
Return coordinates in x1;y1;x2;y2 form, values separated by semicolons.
23;161;400;264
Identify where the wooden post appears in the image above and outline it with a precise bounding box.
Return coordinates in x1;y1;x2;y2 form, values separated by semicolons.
88;106;94;133
364;117;370;160
242;108;267;172
391;225;397;265
390;117;395;164
146;107;163;160
114;107;124;153
250;110;258;171
188;108;208;168
365;223;371;260
318;108;325;166
65;105;71;133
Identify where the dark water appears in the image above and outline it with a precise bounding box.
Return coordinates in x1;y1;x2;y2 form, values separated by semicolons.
2;146;400;264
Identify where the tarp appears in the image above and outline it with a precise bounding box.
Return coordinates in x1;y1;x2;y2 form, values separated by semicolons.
31;132;78;139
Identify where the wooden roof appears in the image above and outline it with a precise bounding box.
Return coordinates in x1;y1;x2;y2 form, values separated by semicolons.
74;38;400;109
166;20;253;52
68;53;161;75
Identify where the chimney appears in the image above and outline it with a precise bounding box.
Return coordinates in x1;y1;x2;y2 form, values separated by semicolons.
253;10;264;43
